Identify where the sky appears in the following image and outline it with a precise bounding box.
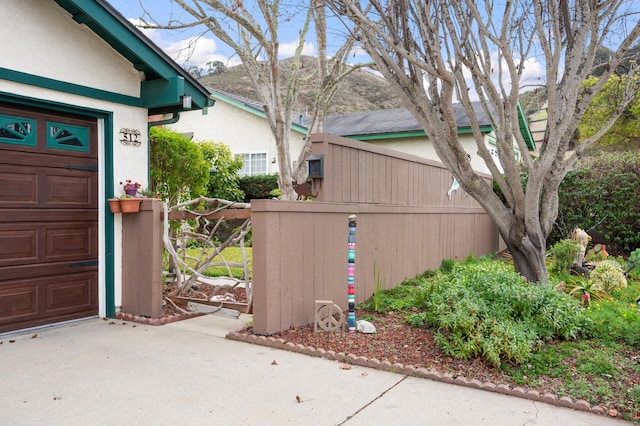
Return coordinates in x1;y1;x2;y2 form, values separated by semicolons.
106;0;548;101
108;0;323;72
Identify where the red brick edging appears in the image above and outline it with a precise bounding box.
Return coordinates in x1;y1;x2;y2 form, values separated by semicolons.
226;330;607;417
115;311;203;325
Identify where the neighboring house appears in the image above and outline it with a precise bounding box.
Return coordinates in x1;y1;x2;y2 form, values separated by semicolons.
171;89;308;176
325;103;536;174
0;0;212;333
174;89;534;176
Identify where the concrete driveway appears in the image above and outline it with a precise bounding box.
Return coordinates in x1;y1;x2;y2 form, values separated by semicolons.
0;315;629;425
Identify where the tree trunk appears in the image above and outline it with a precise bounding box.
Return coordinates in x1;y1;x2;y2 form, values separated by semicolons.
500;222;549;283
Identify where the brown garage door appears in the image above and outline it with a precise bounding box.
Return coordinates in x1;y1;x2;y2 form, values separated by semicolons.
0;103;98;333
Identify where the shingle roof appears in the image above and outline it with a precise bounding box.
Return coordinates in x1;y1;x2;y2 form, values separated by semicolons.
206;89;535;150
324;102;493;137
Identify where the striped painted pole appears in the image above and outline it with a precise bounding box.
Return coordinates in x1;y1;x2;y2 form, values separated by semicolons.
347;214;357;332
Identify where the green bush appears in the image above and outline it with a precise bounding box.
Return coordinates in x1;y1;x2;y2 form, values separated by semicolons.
409;260;586;366
439;258;457;273
198;141;245;202
590;259;627;294
550;152;640;254
150;127;209;204
550;239;581;273
238;174;279;202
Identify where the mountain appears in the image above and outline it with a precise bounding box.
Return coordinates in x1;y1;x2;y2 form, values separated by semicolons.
197;56;405;115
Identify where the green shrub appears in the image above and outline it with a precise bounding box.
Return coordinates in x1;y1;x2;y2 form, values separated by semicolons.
550;239;581;273
550;152;640;254
359;281;423;314
409;260;586;366
150;127;209;204
590;259;627;294
439;258;457;273
238;174;279;202
198;141;245;202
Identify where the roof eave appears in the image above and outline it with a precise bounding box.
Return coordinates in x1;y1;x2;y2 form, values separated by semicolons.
53;0;213;113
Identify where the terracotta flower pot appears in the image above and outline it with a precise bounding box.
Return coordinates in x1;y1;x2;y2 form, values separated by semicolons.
120;198;143;213
108;198;122;213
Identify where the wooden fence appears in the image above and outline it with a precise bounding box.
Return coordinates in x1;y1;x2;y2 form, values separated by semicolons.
251;134;499;335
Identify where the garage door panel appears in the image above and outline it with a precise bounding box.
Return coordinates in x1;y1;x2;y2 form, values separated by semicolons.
0;229;37;263
0;222;97;267
0;282;38;321
0;164;96;209
0;272;97;333
0;170;36;203
46;173;96;207
47;224;97;259
46;274;97;313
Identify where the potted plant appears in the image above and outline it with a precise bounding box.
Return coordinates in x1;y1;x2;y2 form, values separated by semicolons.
108;198;122;213
108;180;145;213
121;179;142;197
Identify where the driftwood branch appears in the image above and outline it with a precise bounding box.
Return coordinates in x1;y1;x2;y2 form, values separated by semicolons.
161;197;252;305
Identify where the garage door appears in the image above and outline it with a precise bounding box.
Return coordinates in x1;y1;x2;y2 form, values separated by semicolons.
0;103;98;333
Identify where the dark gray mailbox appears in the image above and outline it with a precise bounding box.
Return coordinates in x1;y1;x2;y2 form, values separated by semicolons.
308;154;324;179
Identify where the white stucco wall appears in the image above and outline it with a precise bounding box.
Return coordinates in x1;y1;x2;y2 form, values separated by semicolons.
6;0;142;96
2;0;156;315
171;100;307;175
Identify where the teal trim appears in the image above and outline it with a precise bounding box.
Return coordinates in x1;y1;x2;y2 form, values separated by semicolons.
1;68;141;106
141;76;185;109
1;67;214;114
210;91;308;134
0;92;116;318
517;102;536;151
103;115;116;319
0;113;37;146
345;126;494;141
46;121;90;152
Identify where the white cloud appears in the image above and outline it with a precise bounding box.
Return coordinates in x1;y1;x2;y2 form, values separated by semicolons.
128;18;240;71
128;19;163;45
278;40;315;58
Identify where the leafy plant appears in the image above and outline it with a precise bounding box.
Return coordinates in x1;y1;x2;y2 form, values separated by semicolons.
198;140;245;202
439;257;457;273
564;276;607;305
590;259;627;294
550;239;581;273
409;260;586;366
149;127;209;204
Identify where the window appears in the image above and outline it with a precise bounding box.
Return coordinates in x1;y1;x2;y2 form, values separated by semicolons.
237;152;267;176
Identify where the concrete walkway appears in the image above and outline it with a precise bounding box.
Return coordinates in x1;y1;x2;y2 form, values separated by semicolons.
0;315;629;426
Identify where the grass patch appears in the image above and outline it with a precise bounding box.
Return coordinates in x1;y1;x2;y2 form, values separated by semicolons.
182;247;252;279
